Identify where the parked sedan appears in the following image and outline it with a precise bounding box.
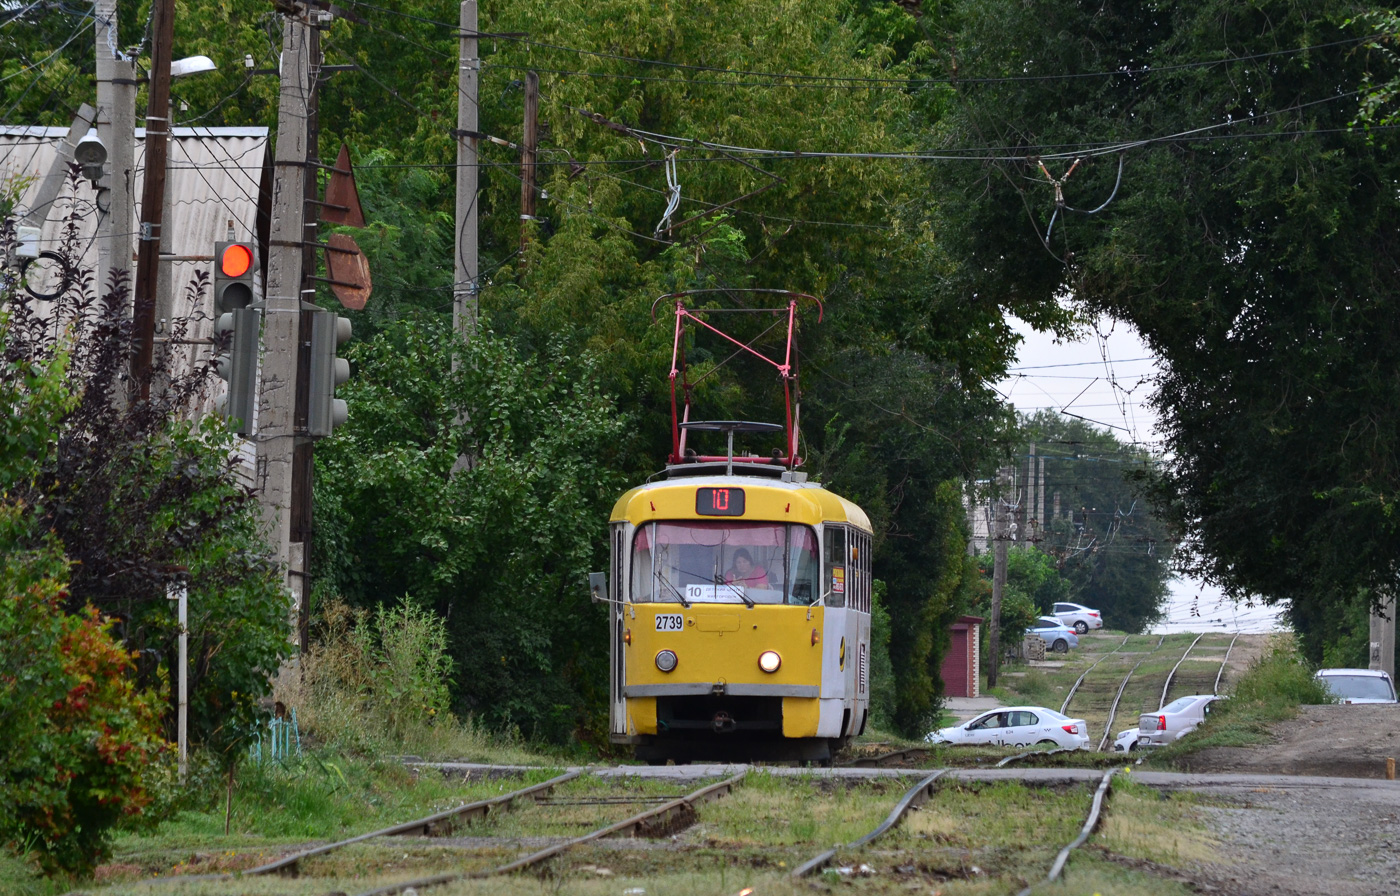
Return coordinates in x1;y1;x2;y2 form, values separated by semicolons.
927;706;1090;750
1052;601;1104;634
1028;616;1079;653
1135;694;1225;748
1315;668;1398;704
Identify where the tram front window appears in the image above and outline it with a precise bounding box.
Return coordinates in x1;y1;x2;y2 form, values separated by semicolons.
630;522;819;605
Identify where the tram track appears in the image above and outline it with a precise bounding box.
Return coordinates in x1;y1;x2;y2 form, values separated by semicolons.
791;769;950;877
352;772;746;896
1012;769;1118;896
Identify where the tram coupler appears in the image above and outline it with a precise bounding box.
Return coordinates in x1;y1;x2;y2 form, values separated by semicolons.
712;711;737;733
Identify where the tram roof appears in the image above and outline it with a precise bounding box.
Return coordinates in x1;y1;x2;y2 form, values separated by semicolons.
610;474;872;532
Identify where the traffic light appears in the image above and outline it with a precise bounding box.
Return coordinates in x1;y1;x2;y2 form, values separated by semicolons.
213;307;261;435
307;310;351;437
214;241;257;313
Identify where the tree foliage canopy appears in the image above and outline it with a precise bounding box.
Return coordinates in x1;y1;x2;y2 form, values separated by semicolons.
930;0;1400;618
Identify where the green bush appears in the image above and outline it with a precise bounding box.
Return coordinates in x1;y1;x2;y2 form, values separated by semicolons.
0;509;164;878
283;597;457;753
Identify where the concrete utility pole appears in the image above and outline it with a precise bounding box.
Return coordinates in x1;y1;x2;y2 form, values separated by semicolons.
1370;597;1396;679
453;0;479;345
988;467;1012;688
93;0;136;298
131;0;174;399
258;10;313;601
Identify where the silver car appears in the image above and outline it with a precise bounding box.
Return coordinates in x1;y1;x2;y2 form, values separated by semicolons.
1135;694;1225;748
1027;616;1079;653
1315;668;1398;704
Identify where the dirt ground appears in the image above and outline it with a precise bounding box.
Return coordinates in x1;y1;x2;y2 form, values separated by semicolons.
1166;646;1400;896
1181;703;1400;779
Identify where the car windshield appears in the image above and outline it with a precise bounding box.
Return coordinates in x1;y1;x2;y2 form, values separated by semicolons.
630;521;819;605
1161;696;1201;714
1041;708;1070;721
1320;675;1395;700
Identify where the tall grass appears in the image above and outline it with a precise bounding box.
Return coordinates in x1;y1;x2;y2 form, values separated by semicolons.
274;598;534;761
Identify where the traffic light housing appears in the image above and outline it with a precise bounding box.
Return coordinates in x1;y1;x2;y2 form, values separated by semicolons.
307;310;351;437
213;307;261;435
214;241;257;313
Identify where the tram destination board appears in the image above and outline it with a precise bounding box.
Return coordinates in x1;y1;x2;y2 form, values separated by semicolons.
696;486;745;516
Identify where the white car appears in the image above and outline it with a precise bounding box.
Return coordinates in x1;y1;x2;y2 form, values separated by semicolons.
1315;668;1398;704
1052;601;1104;634
927;706;1090;750
1112;727;1141;752
1135;694;1225;748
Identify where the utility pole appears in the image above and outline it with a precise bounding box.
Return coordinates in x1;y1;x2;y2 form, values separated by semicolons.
131;0;174;400
258;9;313;602
288;19;324;654
453;0;479;345
93;0;136;300
1371;597;1396;679
519;70;538;257
988;467;1012;688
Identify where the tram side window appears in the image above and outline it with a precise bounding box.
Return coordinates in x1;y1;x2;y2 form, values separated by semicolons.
824;527;847;608
852;531;871;613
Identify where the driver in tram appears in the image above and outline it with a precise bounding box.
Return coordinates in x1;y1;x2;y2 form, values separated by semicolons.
724;548;771;589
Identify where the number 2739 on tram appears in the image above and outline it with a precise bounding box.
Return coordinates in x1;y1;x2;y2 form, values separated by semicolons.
600;470;873;765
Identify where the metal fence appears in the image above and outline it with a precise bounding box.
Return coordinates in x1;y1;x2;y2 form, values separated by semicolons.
248;707;302;764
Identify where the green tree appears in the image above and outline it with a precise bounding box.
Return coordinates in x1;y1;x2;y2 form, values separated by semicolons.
1017;411;1171;633
0;321;162;878
311;315;627;742
929;0;1400;627
2;209;291;756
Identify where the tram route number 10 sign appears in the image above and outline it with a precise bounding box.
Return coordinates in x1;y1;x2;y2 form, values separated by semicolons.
696;486;745;516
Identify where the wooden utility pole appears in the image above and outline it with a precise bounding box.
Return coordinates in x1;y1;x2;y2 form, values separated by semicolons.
257;9;313;600
519;70;538;256
453;0;479;344
131;0;174;399
988;467;1012;688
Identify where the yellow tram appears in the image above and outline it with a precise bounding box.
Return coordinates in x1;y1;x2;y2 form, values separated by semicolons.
596;291;874;764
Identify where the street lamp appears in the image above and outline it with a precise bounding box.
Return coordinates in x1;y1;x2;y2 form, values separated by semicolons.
169;55;216;78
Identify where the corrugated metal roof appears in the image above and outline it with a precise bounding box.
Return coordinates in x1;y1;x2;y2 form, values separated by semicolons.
1;126;267;276
3;127;269;483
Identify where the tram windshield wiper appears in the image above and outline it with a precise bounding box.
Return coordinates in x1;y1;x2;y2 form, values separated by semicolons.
715;574;755;608
654;571;690;608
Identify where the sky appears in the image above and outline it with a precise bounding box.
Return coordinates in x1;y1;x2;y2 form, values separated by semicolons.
995;315;1287;635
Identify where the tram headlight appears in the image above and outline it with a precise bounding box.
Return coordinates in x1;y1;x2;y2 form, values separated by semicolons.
655;649;678;673
758;650;782;673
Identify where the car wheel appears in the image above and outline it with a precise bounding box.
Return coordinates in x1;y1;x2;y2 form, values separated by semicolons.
1052;639;1069;653
1037;739;1056;746
1074;621;1089;634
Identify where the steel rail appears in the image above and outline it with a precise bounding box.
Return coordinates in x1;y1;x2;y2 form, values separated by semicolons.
242;768;582;877
1214;631;1242;694
354;771;747;896
1014;769;1117;896
1060;634;1132;715
791;769;949;878
1095;635;1165;752
841;746;930;768
996;746;1078;767
1159;633;1206;708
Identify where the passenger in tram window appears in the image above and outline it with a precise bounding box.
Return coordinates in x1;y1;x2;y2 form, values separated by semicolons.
724;548;771;589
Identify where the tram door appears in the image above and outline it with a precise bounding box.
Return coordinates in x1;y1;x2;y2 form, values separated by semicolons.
609;524;628;736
